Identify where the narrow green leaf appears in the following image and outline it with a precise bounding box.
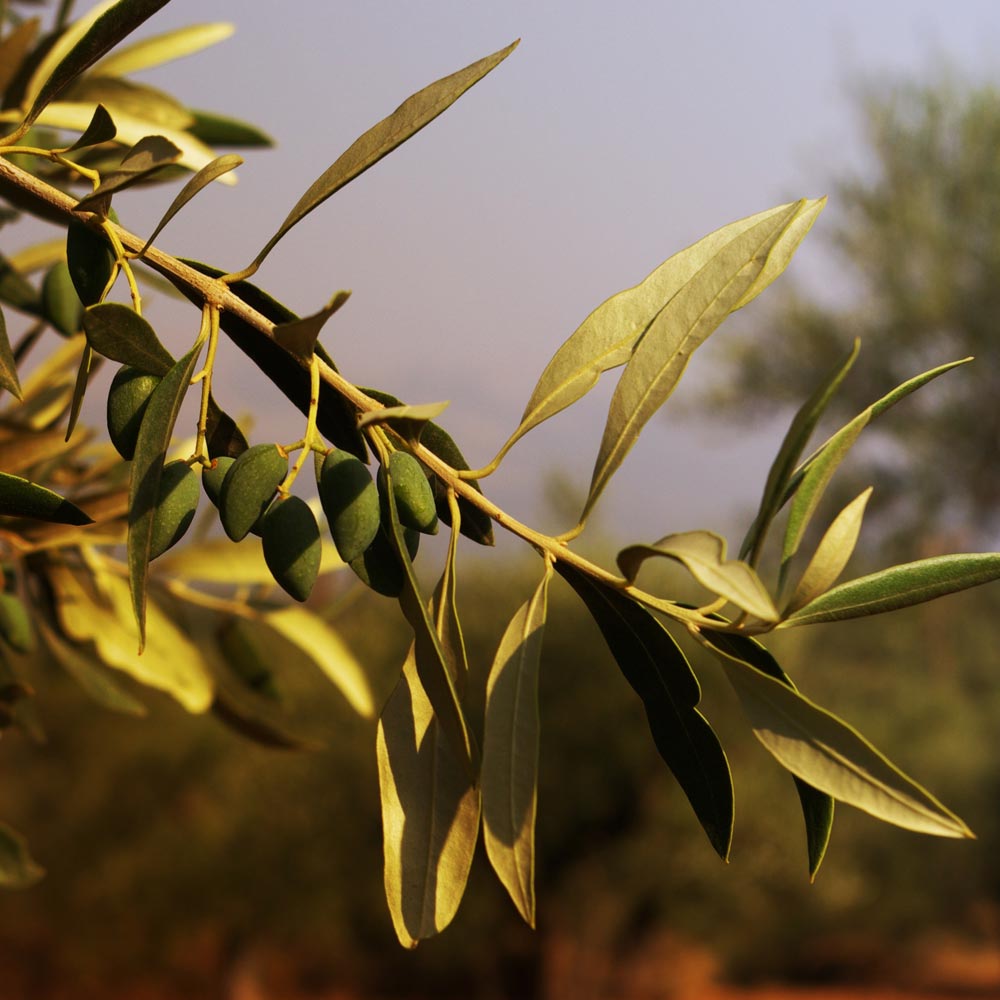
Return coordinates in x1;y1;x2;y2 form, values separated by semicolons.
272;291;350;360
377;645;480;948
433;506;470;687
0;822;44;889
64;342;94;441
358;400;450;445
210;692;318;751
22;0;172;129
482;562;552;927
360;386;493;546
0;470;91;524
508;201;821;458
582;199;822;523
0;18;40;99
91;21;234;76
0;305;22;398
0;251;41;314
246;40;519;272
556;563;734;859
83;301;174;373
66;215;117;307
618;530;779;622
712;645;971;838
784;488;872;616
127;338;203;647
140;153;243;253
740;339;860;564
67;76;192;131
696;625;834;879
782;358;972;566
63;102;117;151
75;134;182;215
782;553;1000;628
384;466;477;777
187;108;273;148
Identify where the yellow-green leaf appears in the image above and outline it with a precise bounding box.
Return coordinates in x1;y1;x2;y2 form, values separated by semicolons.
377;646;480;948
358;400;450;446
91;21;234;76
618;530;778;622
482;562;551;927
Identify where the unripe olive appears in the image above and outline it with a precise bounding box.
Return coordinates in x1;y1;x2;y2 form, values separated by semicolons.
318;448;380;562
348;525;419;597
41;260;83;336
149;460;200;559
260;495;321;602
378;451;438;535
202;455;235;508
219;443;288;542
0;592;35;655
106;365;161;461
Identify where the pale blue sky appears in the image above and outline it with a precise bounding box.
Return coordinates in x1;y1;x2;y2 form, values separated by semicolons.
64;2;1000;544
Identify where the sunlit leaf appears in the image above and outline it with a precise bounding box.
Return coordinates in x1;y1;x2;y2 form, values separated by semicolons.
48;560;213;712
696;625;834;879
712;644;971;838
740;340;859;564
782;553;1000;628
75;134;182;215
272;291;350;359
784;488;871;616
83;301;174;373
507;201;823;459
358;400;450;445
92;21;234;76
781;358;972;567
377;645;480;948
246;40;519;272
383;466;476;775
127;338;203;647
0;305;21;398
0;470;91;524
257;605;374;719
66;76;192;130
0;18;40;99
482;562;551;926
63;102;117;151
141;153;243;253
22;0;172;129
557;563;734;859
618;530;778;622
582;200;822;523
0;822;44;889
432;506;469;686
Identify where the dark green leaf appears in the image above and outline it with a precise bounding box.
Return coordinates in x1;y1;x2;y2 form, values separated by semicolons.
64;342;95;441
210;693;318;751
0;822;44;889
783;553;1000;628
22;0;173;128
245;40;519;271
0;305;22;398
127;339;203;648
75;134;182;216
0;251;41;314
272;290;350;359
0;470;91;523
63;102;117;151
66;216;117;306
188;108;274;148
556;563;734;859
697;626;834;878
41;261;83;336
83;301;174;373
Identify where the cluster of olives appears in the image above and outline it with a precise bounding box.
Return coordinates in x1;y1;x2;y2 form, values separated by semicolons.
107;364;440;602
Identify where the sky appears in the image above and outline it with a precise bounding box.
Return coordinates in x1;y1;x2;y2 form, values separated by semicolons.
24;1;1000;550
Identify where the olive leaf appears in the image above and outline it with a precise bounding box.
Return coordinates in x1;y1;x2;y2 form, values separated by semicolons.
91;21;234;76
618;530;779;623
210;692;319;752
66;214;118;306
0;17;40;99
377;645;480;948
0;251;42;314
0;822;44;889
782;553;1000;628
75;134;182;216
83;301;175;373
557;563;734;860
504;200;823;462
244;40;519;273
271;291;351;360
358;400;450;446
0;470;92;524
21;0;173;130
783;488;872;616
63;102;117;151
432;505;470;687
710;641;971;839
740;339;859;564
482;561;552;927
780;357;972;568
581;199;823;525
140;153;243;254
127;337;204;648
64;342;95;441
696;625;834;879
0;304;21;398
188;109;273;148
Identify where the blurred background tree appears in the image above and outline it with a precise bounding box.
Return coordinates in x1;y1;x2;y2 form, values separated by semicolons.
703;71;1000;552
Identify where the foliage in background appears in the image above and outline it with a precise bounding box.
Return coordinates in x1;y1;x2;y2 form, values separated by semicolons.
1;0;998;954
